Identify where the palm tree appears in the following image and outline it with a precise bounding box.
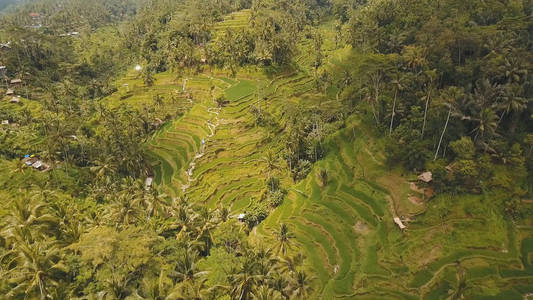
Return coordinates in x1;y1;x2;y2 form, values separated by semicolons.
2;197;59;245
468;79;503;144
498;56;528;84
167;278;209;300
254;247;277;283
252;285;282;300
274;223;295;256
278;253;304;274
231;255;261;300
170;248;207;285
472;108;499;143
90;156;118;180
215;203;230;223
5;239;67;300
338;70;352;99
130;271;173;299
170;197;199;239
496;84;529;131
266;272;289;299
106;191;143;228
193;207;217;255
471;79;504;112
289;271;313;299
261;150;279;180
401;45;427;72
434;87;464;160
143;190;169;218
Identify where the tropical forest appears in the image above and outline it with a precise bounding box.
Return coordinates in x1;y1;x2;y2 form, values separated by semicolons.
0;0;532;299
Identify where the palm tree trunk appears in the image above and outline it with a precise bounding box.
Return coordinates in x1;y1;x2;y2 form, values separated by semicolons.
422;92;430;137
371;102;379;125
495;109;506;132
389;89;397;135
434;107;451;160
375;79;380;123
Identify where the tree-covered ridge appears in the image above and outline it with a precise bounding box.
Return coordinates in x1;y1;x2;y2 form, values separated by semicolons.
340;0;532;207
0;0;532;299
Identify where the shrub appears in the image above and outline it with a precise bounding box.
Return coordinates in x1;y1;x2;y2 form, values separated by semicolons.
450;137;475;160
244;201;268;228
293;159;311;181
318;168;328;186
267;189;285;208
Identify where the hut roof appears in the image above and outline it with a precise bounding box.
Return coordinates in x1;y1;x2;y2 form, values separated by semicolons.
145;177;153;189
393;217;406;229
10;97;20;103
10;79;22;84
418;171;433;183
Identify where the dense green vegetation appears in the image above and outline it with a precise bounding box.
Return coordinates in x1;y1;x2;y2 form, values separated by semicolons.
0;0;532;299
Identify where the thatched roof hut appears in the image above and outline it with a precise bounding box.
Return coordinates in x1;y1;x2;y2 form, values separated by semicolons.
418;171;433;183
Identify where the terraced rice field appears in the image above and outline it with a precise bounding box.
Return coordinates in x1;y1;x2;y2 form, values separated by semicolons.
255;118;533;299
119;11;533;299
212;9;250;32
145;65;318;211
144;75;231;197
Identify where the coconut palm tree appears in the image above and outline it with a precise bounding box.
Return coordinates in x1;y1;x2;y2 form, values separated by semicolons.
5;239;67;300
167;277;209;300
214;203;230;223
278;253;305;274
289;271;313;299
171;248;207;285
106;191;143;228
252;285;282;300
261;150;279;180
170;197;200;239
472;108;499;143
143;190;169;218
274;223;295;256
471;79;504;112
401;45;427;72
130;271;173;300
231;254;262;300
193;206;218;255
434;87;464;160
90;156;118;180
254;247;277;283
268;273;290;299
1;197;59;245
498;55;529;84
496;84;529;131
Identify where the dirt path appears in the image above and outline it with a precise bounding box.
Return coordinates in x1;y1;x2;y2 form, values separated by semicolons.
181;103;221;192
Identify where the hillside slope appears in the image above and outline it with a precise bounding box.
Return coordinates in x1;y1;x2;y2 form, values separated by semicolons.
139;10;533;300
